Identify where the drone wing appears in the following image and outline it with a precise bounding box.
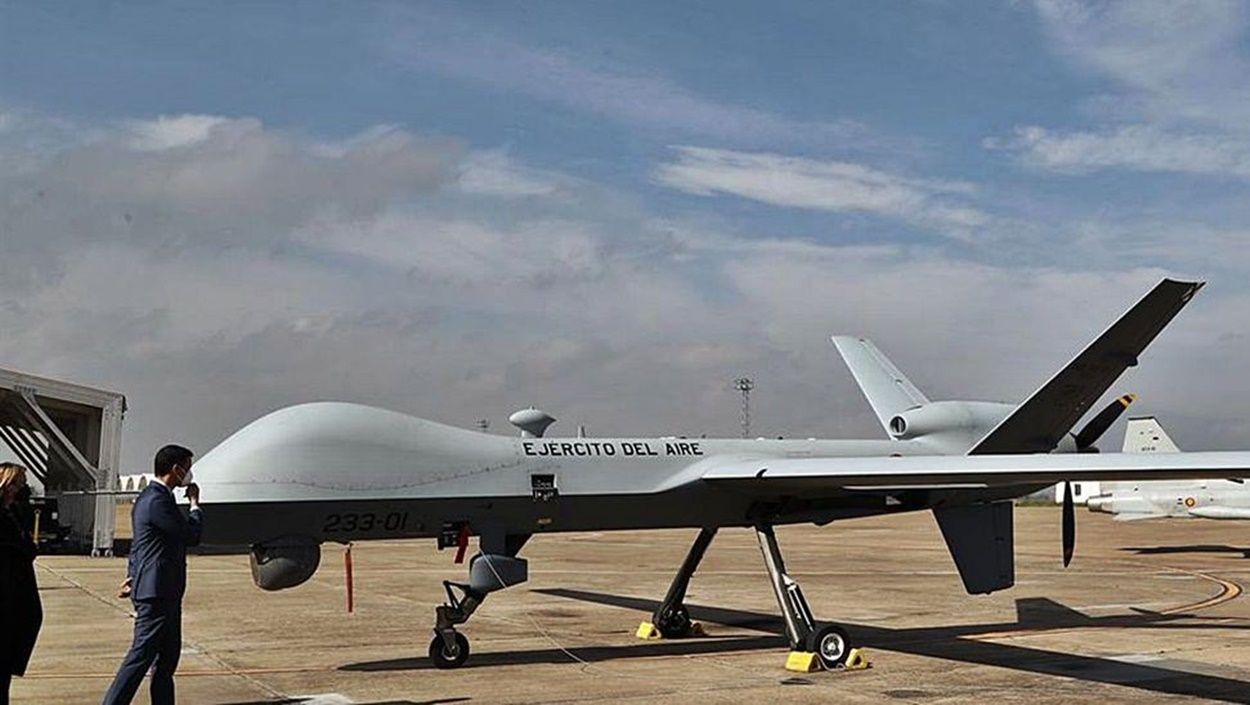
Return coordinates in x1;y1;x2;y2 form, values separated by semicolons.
968;278;1203;455
701;450;1250;491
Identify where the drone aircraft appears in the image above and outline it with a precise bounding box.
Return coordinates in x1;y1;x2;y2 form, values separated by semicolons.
1079;416;1250;521
193;278;1250;671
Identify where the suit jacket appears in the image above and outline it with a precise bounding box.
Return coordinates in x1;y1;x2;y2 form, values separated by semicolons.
127;482;202;601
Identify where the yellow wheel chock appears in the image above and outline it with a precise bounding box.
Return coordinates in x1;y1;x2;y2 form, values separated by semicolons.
636;620;706;640
843;647;871;670
785;647;870;673
636;621;662;640
785;651;821;672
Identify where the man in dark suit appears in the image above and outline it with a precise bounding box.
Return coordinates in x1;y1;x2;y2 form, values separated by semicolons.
102;445;202;705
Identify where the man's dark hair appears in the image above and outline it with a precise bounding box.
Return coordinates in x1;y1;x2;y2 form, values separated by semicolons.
154;444;194;478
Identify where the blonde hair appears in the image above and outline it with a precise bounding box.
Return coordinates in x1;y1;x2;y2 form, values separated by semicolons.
0;462;27;492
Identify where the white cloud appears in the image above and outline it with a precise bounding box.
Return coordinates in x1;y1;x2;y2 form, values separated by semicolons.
3;108;1250;474
457;150;560;197
294;213;606;286
0;114;461;268
125;114;232;151
988;124;1250;178
388;21;871;149
654;146;988;233
993;3;1250;180
1033;0;1250;128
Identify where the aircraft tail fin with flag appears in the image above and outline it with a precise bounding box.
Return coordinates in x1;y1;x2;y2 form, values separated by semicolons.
831;336;930;436
1123;416;1182;453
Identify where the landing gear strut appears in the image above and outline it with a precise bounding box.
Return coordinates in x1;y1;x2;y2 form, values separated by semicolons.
429;533;530;669
754;524;852;670
430;581;481;669
649;527;717;638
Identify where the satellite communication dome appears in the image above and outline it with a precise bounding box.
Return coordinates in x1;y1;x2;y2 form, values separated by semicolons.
509;407;556;438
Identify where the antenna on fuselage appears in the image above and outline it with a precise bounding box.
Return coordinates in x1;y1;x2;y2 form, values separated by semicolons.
509;407;556;438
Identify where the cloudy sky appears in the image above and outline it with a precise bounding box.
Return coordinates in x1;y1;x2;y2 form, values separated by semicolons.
2;1;1249;473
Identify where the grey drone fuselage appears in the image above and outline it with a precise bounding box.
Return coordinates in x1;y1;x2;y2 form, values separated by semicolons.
196;399;1035;548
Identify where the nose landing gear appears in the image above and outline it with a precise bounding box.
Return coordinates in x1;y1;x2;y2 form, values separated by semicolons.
430;580;481;669
429;629;470;669
428;534;531;669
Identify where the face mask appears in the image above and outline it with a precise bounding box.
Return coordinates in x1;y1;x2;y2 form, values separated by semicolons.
181;469;194;487
15;486;32;504
169;464;193;487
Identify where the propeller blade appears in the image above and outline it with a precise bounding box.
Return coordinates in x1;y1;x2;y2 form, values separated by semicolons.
1062;480;1075;567
1074;393;1137;450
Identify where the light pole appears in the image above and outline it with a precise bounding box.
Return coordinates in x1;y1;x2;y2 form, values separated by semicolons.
733;377;754;438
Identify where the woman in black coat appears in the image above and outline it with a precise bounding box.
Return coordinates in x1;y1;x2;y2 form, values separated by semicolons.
0;462;41;705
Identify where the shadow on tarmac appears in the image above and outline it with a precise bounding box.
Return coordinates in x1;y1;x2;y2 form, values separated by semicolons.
341;634;784;672
217;695;467;700
338;588;1250;703
1123;545;1250;558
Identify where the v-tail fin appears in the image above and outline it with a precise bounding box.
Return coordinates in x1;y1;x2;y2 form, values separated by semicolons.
831;336;929;436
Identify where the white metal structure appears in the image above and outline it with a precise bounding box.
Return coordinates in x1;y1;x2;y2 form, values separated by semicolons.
0;366;125;554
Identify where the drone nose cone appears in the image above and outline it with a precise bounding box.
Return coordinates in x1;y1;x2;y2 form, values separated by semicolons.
194;401;515;505
198;401;442;497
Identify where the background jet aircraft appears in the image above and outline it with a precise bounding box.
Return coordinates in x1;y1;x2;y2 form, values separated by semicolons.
1081;417;1250;521
193;278;1250;671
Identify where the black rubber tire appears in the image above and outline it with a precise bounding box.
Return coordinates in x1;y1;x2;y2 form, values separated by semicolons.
806;624;851;670
429;632;470;669
655;605;693;638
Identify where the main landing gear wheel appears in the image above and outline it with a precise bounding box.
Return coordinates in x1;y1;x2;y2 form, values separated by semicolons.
807;624;851;670
648;527;718;640
655;605;694;638
755;524;855;671
428;632;470;669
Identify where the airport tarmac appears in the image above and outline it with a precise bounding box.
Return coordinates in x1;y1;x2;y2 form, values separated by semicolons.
13;506;1250;704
